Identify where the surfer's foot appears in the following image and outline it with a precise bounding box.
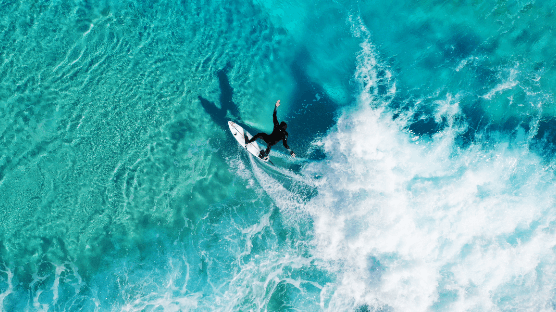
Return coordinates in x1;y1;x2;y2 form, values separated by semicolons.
258;150;267;159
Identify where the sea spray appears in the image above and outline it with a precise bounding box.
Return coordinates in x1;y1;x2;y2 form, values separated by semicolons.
303;16;556;312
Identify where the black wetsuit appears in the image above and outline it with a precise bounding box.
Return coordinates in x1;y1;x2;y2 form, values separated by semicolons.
247;106;290;156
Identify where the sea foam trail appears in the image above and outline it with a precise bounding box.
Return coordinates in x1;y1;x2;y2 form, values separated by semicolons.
250;156;308;218
0;267;14;311
304;18;556;311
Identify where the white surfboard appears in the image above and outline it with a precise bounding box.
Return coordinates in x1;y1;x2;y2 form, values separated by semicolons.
228;121;268;162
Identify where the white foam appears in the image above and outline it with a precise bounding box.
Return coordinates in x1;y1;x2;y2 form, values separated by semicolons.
250;156;308;218
303;17;556;311
481;67;520;100
0;267;14;311
209;250;317;311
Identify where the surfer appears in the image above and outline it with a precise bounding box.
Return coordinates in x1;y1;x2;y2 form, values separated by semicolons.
246;100;296;160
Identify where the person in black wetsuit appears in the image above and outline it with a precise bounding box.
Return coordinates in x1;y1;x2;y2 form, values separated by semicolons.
246;100;296;160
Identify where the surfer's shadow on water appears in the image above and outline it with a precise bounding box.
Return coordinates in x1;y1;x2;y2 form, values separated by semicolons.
198;62;246;131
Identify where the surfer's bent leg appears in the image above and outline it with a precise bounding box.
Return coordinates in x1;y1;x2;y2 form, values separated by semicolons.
247;133;269;144
264;145;272;155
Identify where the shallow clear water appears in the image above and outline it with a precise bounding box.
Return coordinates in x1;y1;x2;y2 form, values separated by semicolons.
1;0;556;311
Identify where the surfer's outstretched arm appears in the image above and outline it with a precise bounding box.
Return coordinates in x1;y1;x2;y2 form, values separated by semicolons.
283;133;296;157
273;100;280;127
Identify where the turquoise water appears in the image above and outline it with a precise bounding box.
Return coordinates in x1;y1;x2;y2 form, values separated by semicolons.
1;0;556;310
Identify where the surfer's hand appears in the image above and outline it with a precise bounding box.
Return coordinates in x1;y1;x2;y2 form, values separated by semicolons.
275;100;281;108
290;151;296;157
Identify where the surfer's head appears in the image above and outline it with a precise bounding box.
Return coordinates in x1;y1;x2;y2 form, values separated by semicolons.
280;121;287;130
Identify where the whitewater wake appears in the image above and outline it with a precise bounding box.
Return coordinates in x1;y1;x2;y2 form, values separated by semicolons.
295;17;556;311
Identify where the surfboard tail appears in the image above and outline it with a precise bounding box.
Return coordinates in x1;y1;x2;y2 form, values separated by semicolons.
228;120;269;163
